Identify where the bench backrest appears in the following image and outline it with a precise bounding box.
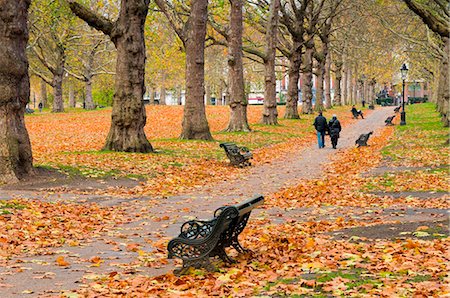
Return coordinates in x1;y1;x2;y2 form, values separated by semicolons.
220;142;239;152
234;195;264;216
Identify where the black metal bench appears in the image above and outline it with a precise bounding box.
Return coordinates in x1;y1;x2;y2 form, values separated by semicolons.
351;109;364;119
220;142;252;167
394;106;401;113
355;131;373;147
167;195;264;275
385;115;395;126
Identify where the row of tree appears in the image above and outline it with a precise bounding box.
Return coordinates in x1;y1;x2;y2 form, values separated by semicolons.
0;0;448;183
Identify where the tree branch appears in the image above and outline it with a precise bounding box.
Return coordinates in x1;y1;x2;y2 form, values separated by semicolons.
402;0;449;38
67;0;114;37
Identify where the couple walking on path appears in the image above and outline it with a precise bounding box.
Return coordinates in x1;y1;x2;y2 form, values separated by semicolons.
313;112;342;149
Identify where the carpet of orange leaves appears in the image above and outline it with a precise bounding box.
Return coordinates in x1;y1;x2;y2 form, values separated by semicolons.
73;118;449;297
26;105;362;196
0;199;125;258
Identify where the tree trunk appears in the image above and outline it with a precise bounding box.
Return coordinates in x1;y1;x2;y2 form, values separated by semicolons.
180;0;212;139
368;79;375;105
40;79;47;108
217;85;223;105
302;38;314;114
149;87;155;105
284;42;301;119
334;58;343;106
262;0;280;125
314;51;325;112
226;0;250;132
0;0;34;183
437;37;449;126
104;1;152;151
69;83;76;108
324;52;331;109
177;86;183;105
69;0;153;152
341;62;347;105
160;86;166;105
352;64;358;105
85;77;95;109
205;84;212;105
224;87;230;105
52;70;64;112
347;67;353;105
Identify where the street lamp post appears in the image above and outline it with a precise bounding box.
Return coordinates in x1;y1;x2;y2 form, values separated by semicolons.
400;63;408;126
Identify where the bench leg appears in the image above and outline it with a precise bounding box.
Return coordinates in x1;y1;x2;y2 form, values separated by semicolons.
217;247;236;264
232;241;250;254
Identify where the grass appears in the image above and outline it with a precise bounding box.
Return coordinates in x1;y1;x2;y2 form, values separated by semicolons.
0;200;27;214
38;163;123;179
260;269;440;297
381;102;449;165
363;103;449;192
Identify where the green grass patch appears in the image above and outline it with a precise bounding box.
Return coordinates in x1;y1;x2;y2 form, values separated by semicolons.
0;200;27;214
382;103;449;164
38;163;123;178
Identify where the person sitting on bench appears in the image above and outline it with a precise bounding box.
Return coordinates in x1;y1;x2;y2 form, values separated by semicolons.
351;105;364;119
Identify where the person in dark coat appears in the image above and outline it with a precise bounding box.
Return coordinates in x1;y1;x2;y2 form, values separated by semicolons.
313;111;328;148
328;114;342;149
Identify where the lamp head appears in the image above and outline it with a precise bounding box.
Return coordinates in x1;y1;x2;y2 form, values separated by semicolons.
400;63;408;80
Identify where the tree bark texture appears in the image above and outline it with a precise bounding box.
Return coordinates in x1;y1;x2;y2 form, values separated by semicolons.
85;77;95;109
352;64;358;105
334;58;343;106
180;0;213;139
314;50;325;112
69;0;153;152
149;87;155;105
40;79;47;108
302;38;314;114
368;79;375;105
437;37;449;126
226;0;250;132
160;86;166;105
347;67;353;105
52;54;65;112
0;0;34;183
205;84;211;105
262;0;280;125
341;62;347;105
284;42;301;119
324;52;331;109
217;85;223;105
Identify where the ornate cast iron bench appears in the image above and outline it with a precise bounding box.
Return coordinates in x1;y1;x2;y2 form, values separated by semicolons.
385;115;395;126
351;109;364;119
220;142;252;167
167;195;264;275
355;131;373;147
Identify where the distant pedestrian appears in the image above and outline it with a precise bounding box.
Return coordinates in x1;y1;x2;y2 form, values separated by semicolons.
328;114;342;149
313;111;328;149
362;100;366;107
38;102;43;112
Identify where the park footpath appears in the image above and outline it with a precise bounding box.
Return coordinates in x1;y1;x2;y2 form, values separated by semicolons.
0;106;447;297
